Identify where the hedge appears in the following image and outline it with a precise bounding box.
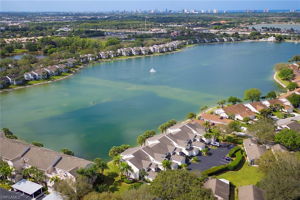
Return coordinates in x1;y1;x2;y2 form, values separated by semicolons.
202;164;228;176
227;151;243;170
228;146;241;157
202;150;244;176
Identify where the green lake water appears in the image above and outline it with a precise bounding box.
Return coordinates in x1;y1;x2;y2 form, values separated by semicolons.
0;42;299;160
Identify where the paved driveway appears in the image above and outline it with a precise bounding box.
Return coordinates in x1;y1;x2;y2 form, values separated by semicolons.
189;146;233;171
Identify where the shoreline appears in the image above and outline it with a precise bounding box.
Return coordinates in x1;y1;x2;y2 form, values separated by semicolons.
1;39;298;93
0;44;195;93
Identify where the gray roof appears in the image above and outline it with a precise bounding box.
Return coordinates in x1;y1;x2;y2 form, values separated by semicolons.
127;149;151;169
186;122;206;135
0;188;31;200
0;137;92;174
204;178;230;200
12;179;43;195
238;185;265;200
276;116;300;126
243;139;266;162
287;121;300;132
120;146;140;156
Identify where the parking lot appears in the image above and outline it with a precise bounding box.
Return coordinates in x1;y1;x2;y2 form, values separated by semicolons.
189;146;233;171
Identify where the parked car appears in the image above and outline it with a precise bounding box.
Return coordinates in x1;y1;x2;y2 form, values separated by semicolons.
224;156;232;161
211;141;220;147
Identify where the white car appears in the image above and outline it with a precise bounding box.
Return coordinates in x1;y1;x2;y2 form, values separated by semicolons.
211;141;220;147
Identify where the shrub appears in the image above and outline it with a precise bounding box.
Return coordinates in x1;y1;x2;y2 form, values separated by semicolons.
128;182;143;190
228;146;241;157
123;178;135;184
32;141;44;147
227;151;243;170
202;165;228;176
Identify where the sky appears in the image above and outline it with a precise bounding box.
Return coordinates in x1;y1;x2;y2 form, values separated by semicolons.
0;0;299;12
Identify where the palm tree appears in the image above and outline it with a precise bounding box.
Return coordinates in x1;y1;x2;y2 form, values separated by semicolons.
203;121;211;132
202;148;209;156
94;158;108;174
113;155;121;167
217;99;226;108
119;162;133;177
162;160;172;170
139;169;148;181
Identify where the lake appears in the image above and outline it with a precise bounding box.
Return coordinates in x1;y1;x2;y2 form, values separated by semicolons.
0;41;299;160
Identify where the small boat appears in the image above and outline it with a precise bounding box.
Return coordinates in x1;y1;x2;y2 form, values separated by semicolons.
149;68;156;73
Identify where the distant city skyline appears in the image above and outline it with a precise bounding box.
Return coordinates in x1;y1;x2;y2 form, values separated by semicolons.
1;0;299;12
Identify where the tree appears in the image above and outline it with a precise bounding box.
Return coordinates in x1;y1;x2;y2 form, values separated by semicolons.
287;82;298;91
287;93;300;107
259;108;273;119
258;152;300;200
201;148;209;156
121;184;157;200
244;88;261;102
217;99;226;108
54;175;93;200
150;170;214;200
158;120;177;133
0;159;13;181
275;129;300;150
108;144;130;158
227;96;242;104
186;112;196;119
266;91;277;99
275;34;284;42
248;118;275;143
119;162;133;177
162;160;172;170
112;155;121;167
2;128;17;139
226;121;241;133
137;135;146;146
94;158;108;174
22;166;46;185
278;67;294;81
61;148;74;156
289;55;300;62
83;192;122;200
200;105;208;112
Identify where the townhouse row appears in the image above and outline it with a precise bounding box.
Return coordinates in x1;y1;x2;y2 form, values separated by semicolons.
0;134;92;187
120;121;211;181
214;98;294;121
0;58;77;88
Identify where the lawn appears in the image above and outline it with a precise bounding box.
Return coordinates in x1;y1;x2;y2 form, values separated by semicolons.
217;161;264;187
275;71;290;88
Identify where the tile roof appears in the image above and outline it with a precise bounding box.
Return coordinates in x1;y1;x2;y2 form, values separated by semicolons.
249;102;268;112
223;104;255;118
200;113;233;125
0;137;29;161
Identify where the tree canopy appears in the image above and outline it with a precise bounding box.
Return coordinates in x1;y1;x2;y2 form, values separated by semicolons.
278;67;294;81
244;88;261;102
108;144;130;158
227;96;242;104
248;118;275;143
258;152;300;200
150;170;214;200
274;129;300;150
287;93;300;107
